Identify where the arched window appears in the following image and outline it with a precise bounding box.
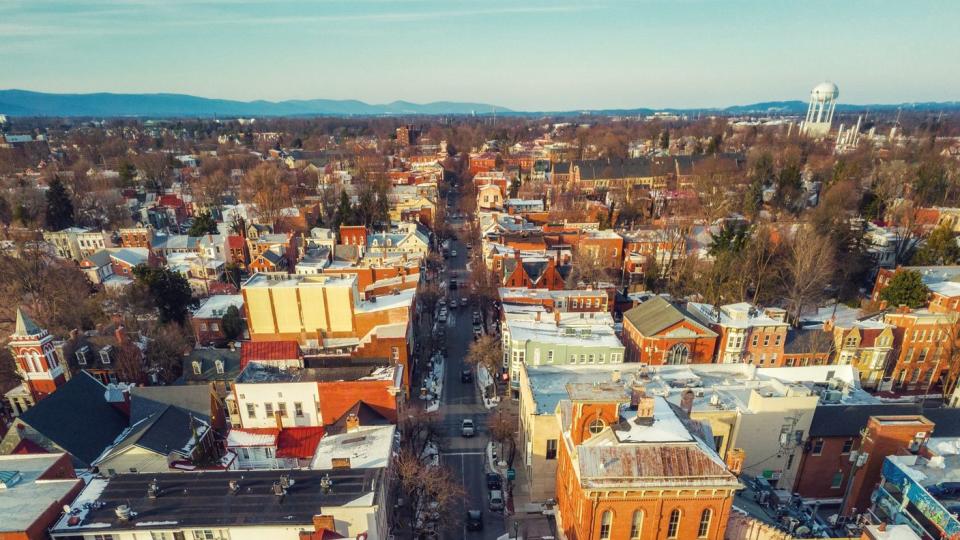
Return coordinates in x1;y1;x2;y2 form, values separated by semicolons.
667;509;681;538
599;510;612;539
666;344;690;365
630;510;643;539
28;351;43;372
698;509;712;538
588;418;605;435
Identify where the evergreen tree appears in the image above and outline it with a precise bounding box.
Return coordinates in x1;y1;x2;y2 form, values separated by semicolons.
334;191;354;229
912;225;960;266
133;265;194;324
45;176;75;231
188;210;219;236
879;270;930;309
221;305;244;341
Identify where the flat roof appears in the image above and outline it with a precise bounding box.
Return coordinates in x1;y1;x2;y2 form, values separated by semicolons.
236;360;394;384
311;425;396;470
0;454;81;533
192;294;243;319
51;469;384;532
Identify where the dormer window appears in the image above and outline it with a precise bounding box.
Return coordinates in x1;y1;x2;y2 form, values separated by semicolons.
100;346;112;365
75;345;89;365
192;361;202;375
215;359;224;374
588;418;605;435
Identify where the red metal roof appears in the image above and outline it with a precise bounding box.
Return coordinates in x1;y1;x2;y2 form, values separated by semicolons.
276;427;326;459
158;194;185;207
240;341;302;368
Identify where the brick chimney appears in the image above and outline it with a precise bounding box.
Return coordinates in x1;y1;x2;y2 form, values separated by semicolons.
114;325;127;345
636;395;655;423
725;448;745;475
345;413;360;433
680;389;695;415
554;310;561;326
896;304;912;314
629;384;646;410
312;515;336;533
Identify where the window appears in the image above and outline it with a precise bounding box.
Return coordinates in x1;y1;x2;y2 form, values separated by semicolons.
211;323;219;332
786;453;794;470
129;467;138;473
215;360;224;374
918;348;928;363
546;439;557;460
611;353;620;363
200;323;208;331
841;439;854;454
240;447;249;459
246;403;256;418
94;535;117;540
698;509;712;537
599;510;612;539
75;348;88;365
811;439;824;455
265;403;274;416
278;402;287;417
588;418;605;435
666;344;689;365
588;354;595;364
569;354;576;364
667;509;681;538
264;447;273;458
294;402;304;417
763;335;770;346
579;354;586;364
391;346;400;361
831;470;844;488
752;334;758;347
775;335;782;346
630;510;643;538
547;350;554;364
193;361;202;375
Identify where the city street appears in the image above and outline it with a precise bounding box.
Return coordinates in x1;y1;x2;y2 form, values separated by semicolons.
437;222;506;539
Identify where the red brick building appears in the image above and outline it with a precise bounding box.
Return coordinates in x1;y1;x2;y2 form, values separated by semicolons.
339;225;368;248
882;308;958;392
8;308;67;404
622;297;718;365
502;257;566;290
555;383;741;540
468;152;499;175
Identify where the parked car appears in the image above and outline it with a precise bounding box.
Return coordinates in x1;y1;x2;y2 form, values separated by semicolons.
451;250;458;257
466;510;483;531
461;419;476;437
486;473;502;491
460;297;469;307
461;369;473;383
449;279;457;290
488;490;505;511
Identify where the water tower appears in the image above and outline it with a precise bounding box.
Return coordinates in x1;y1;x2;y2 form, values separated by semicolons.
801;81;839;137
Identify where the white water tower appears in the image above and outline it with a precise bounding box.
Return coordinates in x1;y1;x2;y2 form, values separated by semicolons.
802;81;839;137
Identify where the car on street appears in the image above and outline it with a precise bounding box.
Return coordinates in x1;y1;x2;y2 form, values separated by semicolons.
466;510;483;531
488;490;505;511
461;368;473;383
486;473;502;491
449;279;457;290
460;297;469;307
451;250;457;257
461;418;475;437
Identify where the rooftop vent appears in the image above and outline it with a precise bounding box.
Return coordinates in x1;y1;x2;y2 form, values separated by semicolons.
147;478;160;498
228;479;240;494
115;504;133;521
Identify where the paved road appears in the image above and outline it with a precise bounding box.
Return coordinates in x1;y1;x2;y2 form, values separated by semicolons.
438;231;506;540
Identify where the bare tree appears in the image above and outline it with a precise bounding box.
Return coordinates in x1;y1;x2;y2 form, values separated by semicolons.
566;245;613;289
466;334;502;394
779;228;836;326
488;411;517;468
392;449;466;537
241;162;290;228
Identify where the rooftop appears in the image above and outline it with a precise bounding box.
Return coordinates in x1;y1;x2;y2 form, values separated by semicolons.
311;425;396;470
192;294;243;319
0;454;82;533
51;468;384;532
235;359;394;384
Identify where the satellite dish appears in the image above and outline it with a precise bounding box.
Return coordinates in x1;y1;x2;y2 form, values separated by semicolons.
63;504;72;513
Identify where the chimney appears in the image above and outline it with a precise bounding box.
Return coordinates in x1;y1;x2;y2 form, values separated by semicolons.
725;448;745;475
680;389;695;415
345;413;360;433
554;310;561;326
635;395;655;424
823;317;835;333
313;515;336;533
535;311;541;322
114;325;127;345
611;369;621;383
629;384;646;410
896;304;911;314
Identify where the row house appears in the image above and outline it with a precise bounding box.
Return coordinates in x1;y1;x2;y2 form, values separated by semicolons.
478;182;505;210
883;308;959;392
499;287;611;314
42;227;109;262
622;297;718;365
468;151;499;175
871;265;960;304
119;226;154;248
191;294;246;345
688;302;789;365
80;247;151;286
826;318;897;389
503;256;567;290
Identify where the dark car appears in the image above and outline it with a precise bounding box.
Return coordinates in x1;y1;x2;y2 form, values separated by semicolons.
466;510;483;531
486;473;502;491
461;369;473;383
449;279;458;290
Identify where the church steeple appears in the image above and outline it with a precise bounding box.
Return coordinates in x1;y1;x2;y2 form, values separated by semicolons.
8;307;65;405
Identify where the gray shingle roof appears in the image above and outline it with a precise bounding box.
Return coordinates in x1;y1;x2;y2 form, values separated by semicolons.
623;297;714;337
18;371;129;466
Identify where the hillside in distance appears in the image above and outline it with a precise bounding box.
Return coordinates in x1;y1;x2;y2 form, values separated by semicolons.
1;89;958;118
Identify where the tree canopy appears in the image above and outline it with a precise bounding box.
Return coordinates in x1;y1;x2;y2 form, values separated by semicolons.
45;176;75;231
879;270;930;309
133;264;194;324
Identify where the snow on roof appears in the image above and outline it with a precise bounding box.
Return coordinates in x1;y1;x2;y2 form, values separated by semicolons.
507;319;623;349
227;428;279;447
613;396;693;443
52;476;109;530
310;425;396;470
192;294;243;319
0;454;82;532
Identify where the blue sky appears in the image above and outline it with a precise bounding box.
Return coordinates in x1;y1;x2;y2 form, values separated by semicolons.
0;0;957;110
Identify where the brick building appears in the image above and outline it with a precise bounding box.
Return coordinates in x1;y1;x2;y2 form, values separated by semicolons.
555;383;742;540
882;309;958;392
6;309;68;411
622;297;718;365
688;302;788;365
0;453;84;540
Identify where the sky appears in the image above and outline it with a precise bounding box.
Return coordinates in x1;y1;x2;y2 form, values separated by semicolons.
0;0;957;111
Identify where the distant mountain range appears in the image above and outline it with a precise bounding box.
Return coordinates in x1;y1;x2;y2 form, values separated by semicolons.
1;89;958;118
